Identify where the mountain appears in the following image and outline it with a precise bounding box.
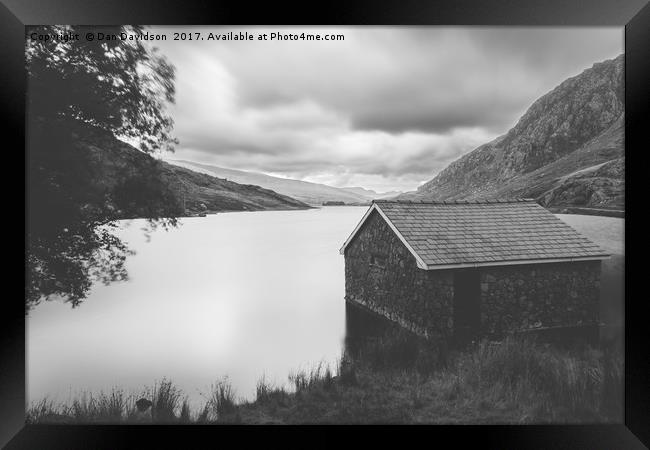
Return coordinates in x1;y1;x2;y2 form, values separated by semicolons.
340;186;403;199
162;164;310;213
404;54;624;211
75;128;310;216
167;160;372;205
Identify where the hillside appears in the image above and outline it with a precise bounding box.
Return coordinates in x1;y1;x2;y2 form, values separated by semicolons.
405;54;624;210
75;129;310;216
340;186;403;199
167;160;376;205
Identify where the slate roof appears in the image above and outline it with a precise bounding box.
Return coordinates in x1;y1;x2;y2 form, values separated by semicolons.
341;199;610;269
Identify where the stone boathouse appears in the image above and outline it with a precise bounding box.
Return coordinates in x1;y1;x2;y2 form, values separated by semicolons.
340;199;610;343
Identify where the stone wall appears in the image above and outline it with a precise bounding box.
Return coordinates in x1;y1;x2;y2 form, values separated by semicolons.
479;261;601;335
344;210;454;339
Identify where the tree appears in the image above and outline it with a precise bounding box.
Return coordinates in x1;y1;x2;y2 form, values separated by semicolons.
26;25;181;311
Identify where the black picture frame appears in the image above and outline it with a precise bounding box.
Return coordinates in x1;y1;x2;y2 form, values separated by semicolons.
3;0;648;448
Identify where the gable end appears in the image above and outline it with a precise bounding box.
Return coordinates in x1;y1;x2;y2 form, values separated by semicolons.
340;204;428;269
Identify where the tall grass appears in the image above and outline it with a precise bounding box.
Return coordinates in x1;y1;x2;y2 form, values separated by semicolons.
26;398;68;424
200;377;239;422
150;379;183;422
253;375;291;417
288;361;335;393
27;336;623;424
28;389;127;424
29;379;196;424
179;399;192;423
435;337;623;422
255;375;274;402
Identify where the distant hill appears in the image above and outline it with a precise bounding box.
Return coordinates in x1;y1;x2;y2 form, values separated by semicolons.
340;186;403;200
167;160;374;205
75;129;310;216
402;54;624;211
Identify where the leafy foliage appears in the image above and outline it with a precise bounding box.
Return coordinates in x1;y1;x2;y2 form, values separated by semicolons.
26;25;180;311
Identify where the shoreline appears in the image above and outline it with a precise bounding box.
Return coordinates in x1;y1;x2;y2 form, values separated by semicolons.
125;204;625;220
180;205;315;217
27;335;623;425
547;206;624;218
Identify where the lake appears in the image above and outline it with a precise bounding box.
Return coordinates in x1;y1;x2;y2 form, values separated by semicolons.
27;207;624;408
28;206;367;407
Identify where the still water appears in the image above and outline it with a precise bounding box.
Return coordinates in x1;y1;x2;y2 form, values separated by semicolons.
27;207;623;407
28;206;368;407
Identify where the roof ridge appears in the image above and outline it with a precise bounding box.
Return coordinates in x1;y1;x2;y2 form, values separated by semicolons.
340;197;610;264
373;198;537;205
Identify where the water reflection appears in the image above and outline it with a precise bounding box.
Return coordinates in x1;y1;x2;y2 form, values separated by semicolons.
344;300;392;355
28;207;367;407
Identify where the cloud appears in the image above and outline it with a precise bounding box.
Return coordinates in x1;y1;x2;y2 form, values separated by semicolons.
150;26;622;192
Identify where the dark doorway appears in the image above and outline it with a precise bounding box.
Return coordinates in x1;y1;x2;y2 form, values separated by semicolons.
453;269;481;345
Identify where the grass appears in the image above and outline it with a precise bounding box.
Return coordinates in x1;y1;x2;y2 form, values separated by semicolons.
201;377;239;423
441;338;623;423
289;362;336;393
27;379;184;424
27;333;623;425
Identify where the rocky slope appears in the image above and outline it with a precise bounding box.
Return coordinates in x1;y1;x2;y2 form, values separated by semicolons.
76;129;310;216
405;54;624;210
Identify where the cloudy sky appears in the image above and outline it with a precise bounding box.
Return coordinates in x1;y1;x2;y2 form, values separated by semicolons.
151;27;622;193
